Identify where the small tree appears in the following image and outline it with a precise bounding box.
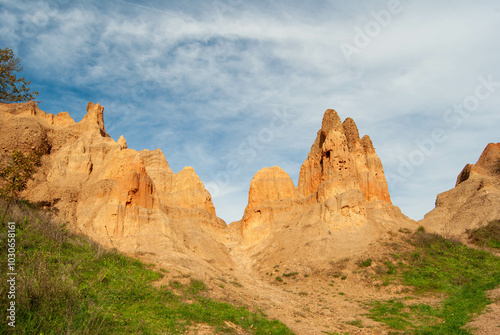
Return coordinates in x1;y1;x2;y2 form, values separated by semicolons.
0;150;41;201
0;47;39;103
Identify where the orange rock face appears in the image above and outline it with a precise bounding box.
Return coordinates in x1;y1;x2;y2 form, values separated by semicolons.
1;102;416;276
422;142;500;238
298;109;391;203
245;166;298;209
0;101;232;272
475;143;500;174
239;109;396;245
240;167;299;243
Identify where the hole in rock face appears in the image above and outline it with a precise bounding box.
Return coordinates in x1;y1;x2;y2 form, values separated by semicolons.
319;131;326;148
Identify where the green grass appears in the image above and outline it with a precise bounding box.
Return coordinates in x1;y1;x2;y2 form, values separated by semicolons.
282;272;299;278
356;258;372;268
369;299;441;332
345;319;363;328
0;200;293;334
368;230;500;334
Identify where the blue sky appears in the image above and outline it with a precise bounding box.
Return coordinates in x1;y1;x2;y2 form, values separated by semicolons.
1;0;499;224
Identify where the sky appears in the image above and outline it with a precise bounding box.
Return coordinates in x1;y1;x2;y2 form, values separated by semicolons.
1;0;499;224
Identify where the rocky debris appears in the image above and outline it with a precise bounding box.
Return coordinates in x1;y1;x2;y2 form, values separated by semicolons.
421;143;500;238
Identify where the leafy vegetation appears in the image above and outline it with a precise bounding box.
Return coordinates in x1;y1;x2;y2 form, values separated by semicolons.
368;229;500;334
283;272;299;278
0;150;41;201
0;200;293;334
0;47;39;103
356;258;372;268
467;220;500;250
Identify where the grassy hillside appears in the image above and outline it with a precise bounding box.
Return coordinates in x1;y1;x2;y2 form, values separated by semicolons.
367;226;500;334
1;197;499;335
0;200;293;334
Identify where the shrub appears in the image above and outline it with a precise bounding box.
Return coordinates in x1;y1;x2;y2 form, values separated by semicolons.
467;220;500;249
356;258;372;268
0;47;39;103
0;150;41;201
283;272;299;278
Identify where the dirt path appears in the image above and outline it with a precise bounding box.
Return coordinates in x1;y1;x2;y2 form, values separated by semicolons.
149;236;499;335
218;242;399;335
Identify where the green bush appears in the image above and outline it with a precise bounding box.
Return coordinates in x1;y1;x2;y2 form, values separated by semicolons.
356;258;372;268
0;150;41;201
468;220;500;249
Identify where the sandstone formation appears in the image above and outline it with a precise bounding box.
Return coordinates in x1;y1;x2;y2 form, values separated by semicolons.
298;111;391;203
0;101;233;273
420;143;500;238
240;166;301;244
236;109;415;271
5;101;500;335
0;102;417;277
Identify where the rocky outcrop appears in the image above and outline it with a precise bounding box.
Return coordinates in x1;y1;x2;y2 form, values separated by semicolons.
421;143;500;238
298;110;391;203
0;102;417;275
238;109;414;266
140;150;217;215
0;101;233;273
240;167;300;244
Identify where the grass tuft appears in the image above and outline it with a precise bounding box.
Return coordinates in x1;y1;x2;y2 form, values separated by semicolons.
467;220;500;250
356;258;372;268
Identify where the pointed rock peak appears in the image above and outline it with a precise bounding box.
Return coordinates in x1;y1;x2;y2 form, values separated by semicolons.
361;135;375;152
321;109;343;133
25;100;41;115
117;135;127;149
456;163;476;186
171;166;217;215
87;101;103;112
82;101;106;134
342;117;361;149
476;142;500;174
